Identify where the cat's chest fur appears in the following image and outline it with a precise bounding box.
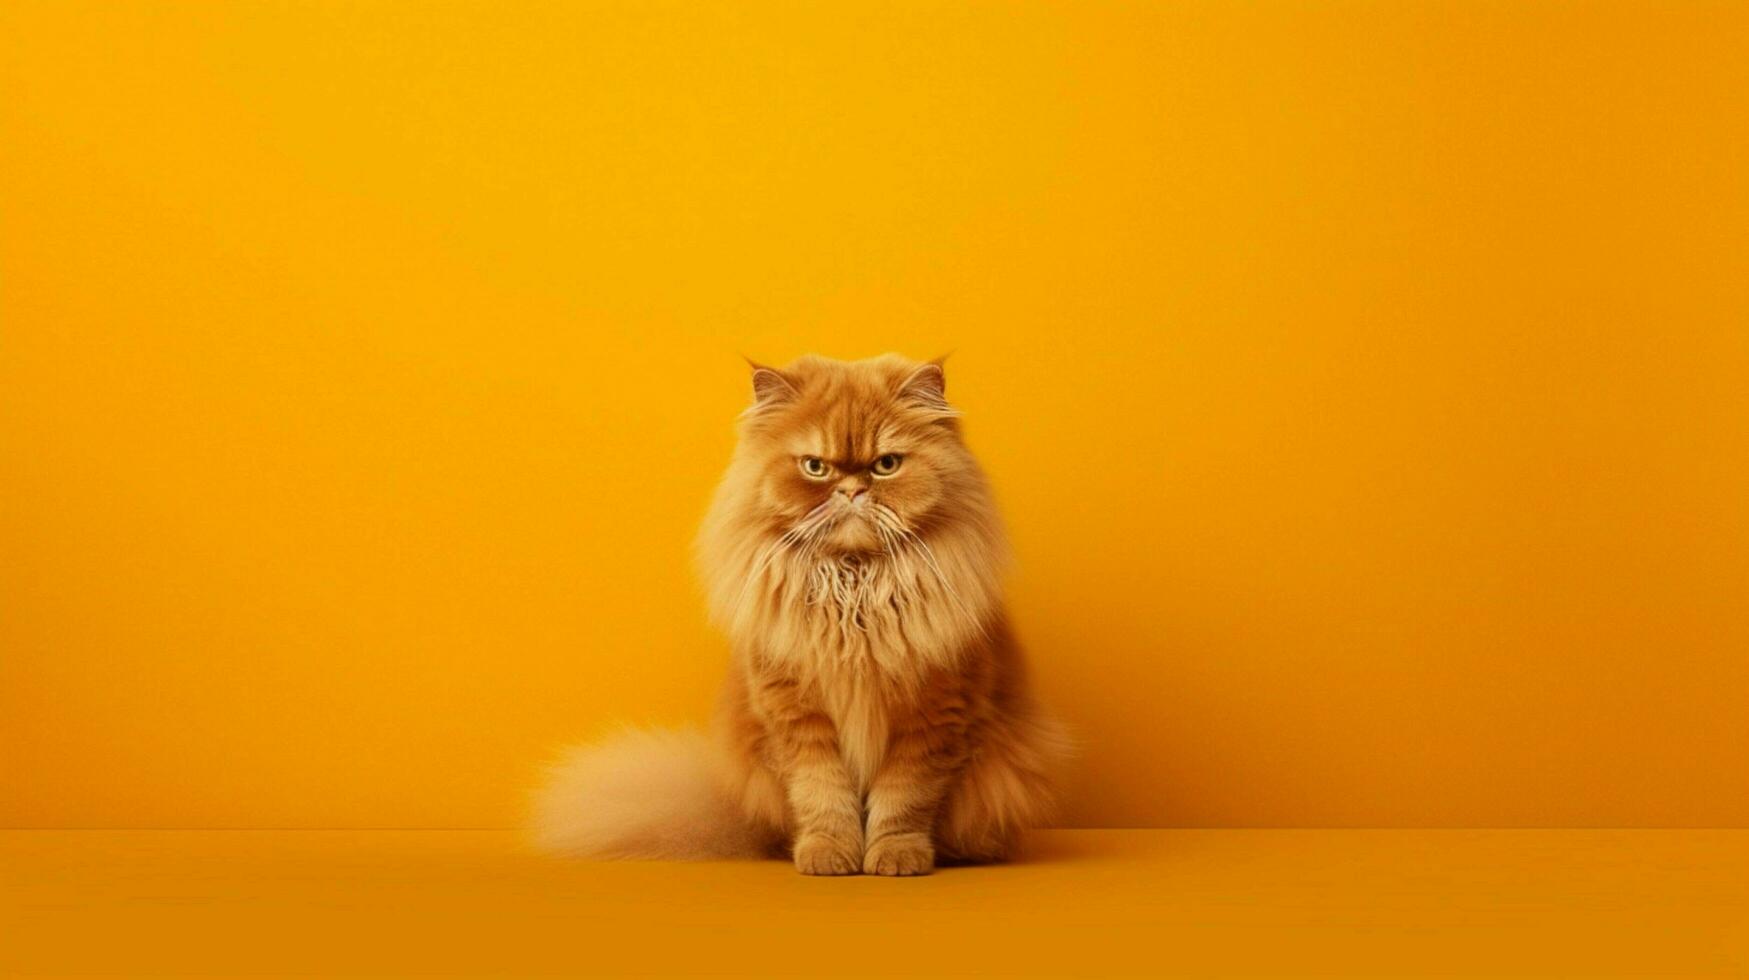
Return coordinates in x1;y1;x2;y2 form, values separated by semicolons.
816;666;891;793
791;556;918;791
756;552;970;789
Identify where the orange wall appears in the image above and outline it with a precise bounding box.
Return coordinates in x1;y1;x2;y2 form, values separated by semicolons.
3;1;1746;829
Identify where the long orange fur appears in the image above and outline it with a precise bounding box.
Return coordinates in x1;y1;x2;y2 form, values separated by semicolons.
532;354;1069;875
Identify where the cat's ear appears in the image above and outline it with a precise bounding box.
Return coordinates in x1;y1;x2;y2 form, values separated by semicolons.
897;358;956;419
745;359;797;407
899;357;947;400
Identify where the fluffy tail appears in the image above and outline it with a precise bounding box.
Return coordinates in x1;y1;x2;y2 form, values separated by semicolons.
529;727;771;860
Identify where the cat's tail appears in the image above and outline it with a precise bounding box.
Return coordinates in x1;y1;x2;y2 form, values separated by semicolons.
529;727;773;860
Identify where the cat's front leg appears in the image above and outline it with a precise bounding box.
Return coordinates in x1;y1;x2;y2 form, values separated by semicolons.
862;680;972;876
753;673;864;875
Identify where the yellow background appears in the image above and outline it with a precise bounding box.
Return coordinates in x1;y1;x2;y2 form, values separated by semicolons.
3;1;1745;830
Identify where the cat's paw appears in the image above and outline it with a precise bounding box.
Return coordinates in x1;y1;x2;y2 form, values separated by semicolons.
863;834;935;876
793;833;862;876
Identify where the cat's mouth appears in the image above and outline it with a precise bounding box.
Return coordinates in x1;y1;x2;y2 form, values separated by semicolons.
820;507;884;553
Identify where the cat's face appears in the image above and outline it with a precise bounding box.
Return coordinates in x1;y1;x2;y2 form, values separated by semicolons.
733;354;973;555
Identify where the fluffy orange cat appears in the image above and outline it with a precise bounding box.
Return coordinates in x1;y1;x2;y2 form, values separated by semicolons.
532;354;1068;875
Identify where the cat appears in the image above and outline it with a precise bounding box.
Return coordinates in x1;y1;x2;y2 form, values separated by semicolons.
532;354;1069;875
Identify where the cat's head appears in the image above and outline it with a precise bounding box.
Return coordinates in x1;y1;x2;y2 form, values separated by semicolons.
697;353;1007;649
714;353;992;557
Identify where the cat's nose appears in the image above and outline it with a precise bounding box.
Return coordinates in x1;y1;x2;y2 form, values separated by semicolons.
836;484;868;501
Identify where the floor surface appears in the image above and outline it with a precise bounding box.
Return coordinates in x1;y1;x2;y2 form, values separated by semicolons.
2;829;1745;978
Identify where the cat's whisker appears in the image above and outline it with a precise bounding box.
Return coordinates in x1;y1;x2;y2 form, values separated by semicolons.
870;513;923;601
867;506;932;600
727;535;795;626
876;509;990;641
728;505;837;624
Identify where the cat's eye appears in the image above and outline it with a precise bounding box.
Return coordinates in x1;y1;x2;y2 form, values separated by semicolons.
799;456;831;479
871;454;903;477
